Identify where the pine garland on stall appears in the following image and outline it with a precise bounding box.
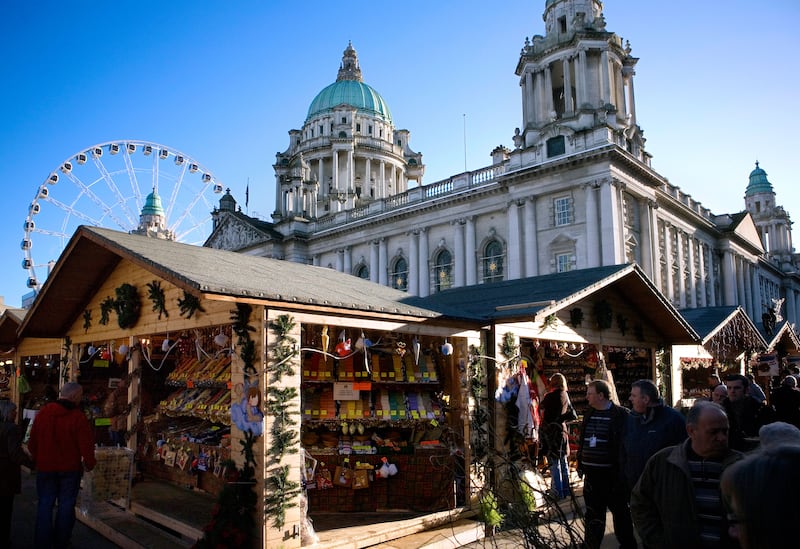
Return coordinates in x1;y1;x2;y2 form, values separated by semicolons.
264;314;300;529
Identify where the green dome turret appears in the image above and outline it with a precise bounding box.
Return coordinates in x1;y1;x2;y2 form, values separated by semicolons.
141;189;165;216
306;42;392;123
745;161;774;196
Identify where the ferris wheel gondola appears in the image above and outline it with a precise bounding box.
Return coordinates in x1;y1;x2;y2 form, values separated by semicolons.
22;139;224;292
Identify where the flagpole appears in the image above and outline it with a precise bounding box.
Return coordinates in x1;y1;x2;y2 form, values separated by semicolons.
245;177;250;215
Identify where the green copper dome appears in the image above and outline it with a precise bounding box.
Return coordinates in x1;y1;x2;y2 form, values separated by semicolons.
306;80;392;123
141;190;165;216
305;42;392;124
745;161;774;196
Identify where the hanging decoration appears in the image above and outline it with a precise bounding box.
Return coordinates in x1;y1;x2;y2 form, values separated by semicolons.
539;313;558;331
113;283;141;329
441;339;454;356
60;336;72;383
99;296;115;326
594;299;613;330
178;291;205;319
569;307;584;328
146;280;169;319
82;309;92;333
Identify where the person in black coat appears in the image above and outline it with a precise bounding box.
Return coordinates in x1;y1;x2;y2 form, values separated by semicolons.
770;376;800;427
0;399;33;546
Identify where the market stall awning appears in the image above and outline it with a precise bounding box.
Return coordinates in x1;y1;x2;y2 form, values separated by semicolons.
18;226;474;339
410;263;700;344
680;306;767;359
764;320;800;353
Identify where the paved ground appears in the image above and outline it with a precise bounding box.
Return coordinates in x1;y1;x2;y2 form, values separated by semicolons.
11;468;119;549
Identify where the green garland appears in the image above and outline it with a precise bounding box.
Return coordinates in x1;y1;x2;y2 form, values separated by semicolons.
264;314;300;529
178;291;206;319
61;336;72;383
468;344;490;463
83;309;92;333
99;297;115;325
146;280;169;319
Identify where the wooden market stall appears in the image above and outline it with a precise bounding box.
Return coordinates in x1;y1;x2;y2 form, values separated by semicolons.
674;306;767;408
754;320;800;399
415;263;700;464
17;225;484;548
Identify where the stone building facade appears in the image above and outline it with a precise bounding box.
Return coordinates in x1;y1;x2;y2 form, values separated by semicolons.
205;0;800;328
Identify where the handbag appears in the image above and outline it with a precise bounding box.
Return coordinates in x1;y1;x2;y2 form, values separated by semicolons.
561;401;578;422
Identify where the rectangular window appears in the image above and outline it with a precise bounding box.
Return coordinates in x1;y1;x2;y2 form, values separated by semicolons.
342;117;347;124
554;196;571;226
547;136;566;157
368;125;373;134
556;253;572;273
356;123;361;132
319;125;324;135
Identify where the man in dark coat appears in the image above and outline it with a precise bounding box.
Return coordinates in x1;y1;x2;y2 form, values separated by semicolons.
621;379;687;491
577;379;635;549
770;375;800;427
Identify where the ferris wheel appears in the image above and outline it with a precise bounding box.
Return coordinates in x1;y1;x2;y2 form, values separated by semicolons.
22;139;225;292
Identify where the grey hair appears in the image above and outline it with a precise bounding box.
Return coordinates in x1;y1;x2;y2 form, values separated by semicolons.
0;400;17;422
687;400;725;426
759;422;800;450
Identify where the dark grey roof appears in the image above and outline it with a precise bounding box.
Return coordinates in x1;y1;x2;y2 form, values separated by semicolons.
410;264;699;343
679;306;740;340
19;226;455;338
409;265;629;320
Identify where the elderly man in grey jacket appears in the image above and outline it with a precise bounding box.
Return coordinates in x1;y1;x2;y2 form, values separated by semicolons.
631;401;743;549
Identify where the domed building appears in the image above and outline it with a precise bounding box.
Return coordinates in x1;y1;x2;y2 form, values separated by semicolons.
207;0;800;329
272;42;424;222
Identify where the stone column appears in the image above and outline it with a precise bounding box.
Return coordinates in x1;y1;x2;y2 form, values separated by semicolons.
336;249;344;272
524;197;538;277
409;232;419;296
465;217;477;286
562;57;573;115
751;263;762;319
507;200;522;279
722;250;736;306
365;157;372;198
370;240;379;283
419;228;430;297
453;219;465;288
708;250;718;307
544;65;554;118
585;183;600;266
664;224;674;303
379;238;388;286
343;246;352;275
698;243;708;307
599;179;622;265
577;49;587;108
638;198;654;278
687;236;697;308
600;49;610;104
676;230;687;309
380;160;386;198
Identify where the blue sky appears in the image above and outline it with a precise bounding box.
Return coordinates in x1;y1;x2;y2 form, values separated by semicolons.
1;0;797;308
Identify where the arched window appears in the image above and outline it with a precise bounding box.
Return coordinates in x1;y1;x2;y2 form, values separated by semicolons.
433;249;453;292
355;264;369;280
483;240;504;283
391;257;408;291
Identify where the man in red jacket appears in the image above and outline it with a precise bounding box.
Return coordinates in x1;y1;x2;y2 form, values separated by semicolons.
28;382;96;549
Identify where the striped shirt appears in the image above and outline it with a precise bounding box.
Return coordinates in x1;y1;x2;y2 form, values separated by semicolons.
581;407;615;469
687;457;725;548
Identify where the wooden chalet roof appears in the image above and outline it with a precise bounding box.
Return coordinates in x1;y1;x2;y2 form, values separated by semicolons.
680;306;767;358
18;226;464;339
0;308;25;354
409;263;699;344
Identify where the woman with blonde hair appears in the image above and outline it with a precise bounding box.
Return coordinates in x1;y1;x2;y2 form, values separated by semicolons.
539;373;576;499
